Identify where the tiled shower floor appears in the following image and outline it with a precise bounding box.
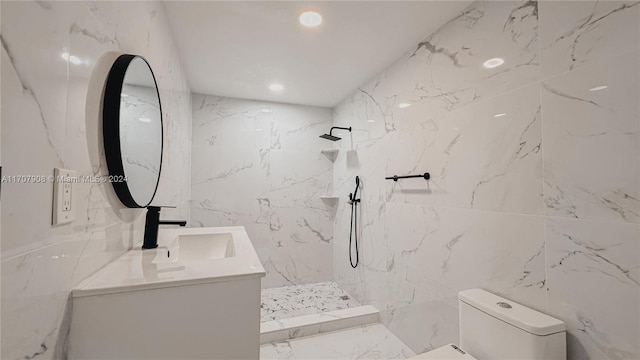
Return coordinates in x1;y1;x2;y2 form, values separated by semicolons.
260;282;414;360
261;281;362;322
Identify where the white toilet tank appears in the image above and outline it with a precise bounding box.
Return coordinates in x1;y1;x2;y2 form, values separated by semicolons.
458;289;566;360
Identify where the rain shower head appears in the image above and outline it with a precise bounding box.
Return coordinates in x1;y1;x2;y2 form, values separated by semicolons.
320;133;342;141
320;126;351;141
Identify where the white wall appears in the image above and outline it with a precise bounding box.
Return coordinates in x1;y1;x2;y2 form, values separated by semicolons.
0;1;192;358
191;94;334;288
333;1;639;359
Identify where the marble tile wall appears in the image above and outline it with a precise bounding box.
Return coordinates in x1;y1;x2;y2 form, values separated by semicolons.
190;94;334;288
332;1;640;359
1;1;192;358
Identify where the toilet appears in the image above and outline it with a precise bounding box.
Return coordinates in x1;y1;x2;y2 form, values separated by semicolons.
411;289;566;359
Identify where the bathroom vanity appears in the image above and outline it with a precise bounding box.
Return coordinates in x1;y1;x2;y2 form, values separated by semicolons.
68;54;267;359
68;226;265;359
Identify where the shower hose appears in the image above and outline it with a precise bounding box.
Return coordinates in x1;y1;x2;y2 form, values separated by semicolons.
349;176;360;268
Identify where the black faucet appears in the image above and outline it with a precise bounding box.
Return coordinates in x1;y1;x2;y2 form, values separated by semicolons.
142;206;187;249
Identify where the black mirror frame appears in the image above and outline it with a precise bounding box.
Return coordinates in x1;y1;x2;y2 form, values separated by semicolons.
103;54;163;208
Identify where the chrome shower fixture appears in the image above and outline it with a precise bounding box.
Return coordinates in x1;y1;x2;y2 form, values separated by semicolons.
319;126;351;141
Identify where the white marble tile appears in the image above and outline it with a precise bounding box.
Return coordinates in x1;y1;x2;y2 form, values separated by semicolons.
260;305;379;344
261;281;361;322
385;203;547;311
2;239;81;359
191;94;271;151
268;204;333;249
331;0;544;217
190;96;271;207
332;136;389;204
190;143;270;206
1;1;192;359
63;12;123;234
334;200;389;312
542;53;639;223
385;83;543;214
261;341;296;360
191;94;334;288
331;1;640;359
267;149;332;208
192;200;333;289
540;1;640;78
260;244;333;289
260;324;415;360
546;218;640;360
335;198;547;354
333;4;544;214
398;0;540;117
269;103;334;152
261;306;374;334
1;222;139;359
1;0;71;253
382;300;459;355
189;200;271;249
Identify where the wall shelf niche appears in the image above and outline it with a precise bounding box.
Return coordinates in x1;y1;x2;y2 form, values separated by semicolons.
321;149;339;162
320;196;339;206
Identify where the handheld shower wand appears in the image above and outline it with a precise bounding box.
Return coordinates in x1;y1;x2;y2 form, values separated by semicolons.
348;176;361;268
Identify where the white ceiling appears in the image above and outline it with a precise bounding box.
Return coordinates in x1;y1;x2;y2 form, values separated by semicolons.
164;1;471;108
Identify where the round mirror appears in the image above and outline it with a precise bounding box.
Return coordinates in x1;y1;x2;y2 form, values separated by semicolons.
103;54;163;208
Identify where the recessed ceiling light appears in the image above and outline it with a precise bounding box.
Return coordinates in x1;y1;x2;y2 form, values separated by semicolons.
589;85;608;91
494;113;507;118
398;103;411;108
367;119;375;123
261;108;273;113
483;58;504;69
138;117;151;123
269;83;284;91
299;11;322;27
121;93;129;97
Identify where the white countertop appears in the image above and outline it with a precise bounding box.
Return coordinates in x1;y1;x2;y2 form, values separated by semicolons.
72;226;265;298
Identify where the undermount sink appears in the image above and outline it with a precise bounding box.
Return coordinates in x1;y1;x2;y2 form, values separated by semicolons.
157;232;236;264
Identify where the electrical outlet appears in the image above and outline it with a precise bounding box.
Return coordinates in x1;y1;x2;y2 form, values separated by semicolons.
53;168;76;225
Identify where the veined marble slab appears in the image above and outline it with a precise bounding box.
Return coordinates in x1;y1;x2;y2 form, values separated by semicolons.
332;1;640;358
1;1;192;359
546;218;639;360
260;305;379;344
260;323;416;360
190;94;334;288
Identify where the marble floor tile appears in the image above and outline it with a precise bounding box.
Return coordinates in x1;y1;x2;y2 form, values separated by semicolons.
261;282;361;322
260;323;415;360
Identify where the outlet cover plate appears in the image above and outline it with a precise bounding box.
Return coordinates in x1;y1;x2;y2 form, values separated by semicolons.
52;168;76;225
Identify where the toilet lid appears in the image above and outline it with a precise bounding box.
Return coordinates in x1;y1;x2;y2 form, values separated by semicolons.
409;344;477;360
